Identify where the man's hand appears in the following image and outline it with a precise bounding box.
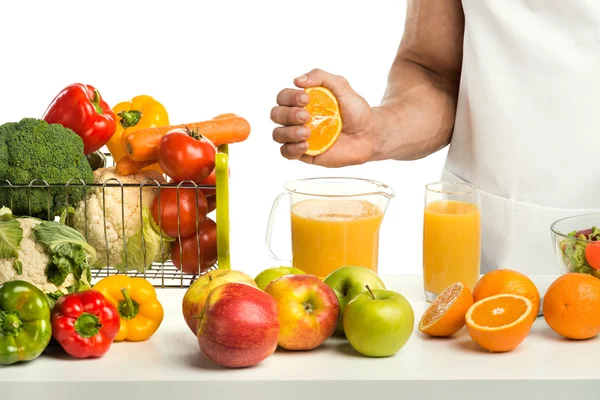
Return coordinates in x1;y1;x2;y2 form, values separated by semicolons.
271;68;377;168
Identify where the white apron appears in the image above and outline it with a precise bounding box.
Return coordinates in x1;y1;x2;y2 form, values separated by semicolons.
444;0;600;274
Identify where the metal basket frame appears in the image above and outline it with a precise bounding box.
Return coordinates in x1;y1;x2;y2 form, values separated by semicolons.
0;146;231;289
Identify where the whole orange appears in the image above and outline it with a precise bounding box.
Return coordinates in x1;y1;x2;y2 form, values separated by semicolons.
543;273;600;340
472;269;540;317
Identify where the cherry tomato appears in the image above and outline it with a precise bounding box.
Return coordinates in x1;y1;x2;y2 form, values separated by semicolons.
150;187;208;239
586;242;600;270
171;217;218;275
158;127;217;182
206;195;216;214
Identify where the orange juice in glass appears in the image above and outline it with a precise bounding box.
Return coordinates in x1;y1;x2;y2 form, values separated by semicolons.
423;182;481;301
265;178;394;279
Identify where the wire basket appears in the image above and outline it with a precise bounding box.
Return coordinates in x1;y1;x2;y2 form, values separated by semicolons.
0;147;231;289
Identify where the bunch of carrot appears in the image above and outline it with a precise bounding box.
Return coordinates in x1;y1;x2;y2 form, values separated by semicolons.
115;113;251;176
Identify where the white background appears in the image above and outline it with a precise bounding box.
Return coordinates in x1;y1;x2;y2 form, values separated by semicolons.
0;0;449;277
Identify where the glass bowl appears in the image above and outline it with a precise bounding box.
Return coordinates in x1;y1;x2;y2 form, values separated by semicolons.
550;213;600;278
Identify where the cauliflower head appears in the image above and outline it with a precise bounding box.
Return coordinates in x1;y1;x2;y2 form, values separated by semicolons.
72;167;173;272
0;209;94;297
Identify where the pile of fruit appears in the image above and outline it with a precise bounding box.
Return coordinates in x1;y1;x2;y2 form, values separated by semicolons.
0;275;164;364
418;269;600;352
182;265;415;367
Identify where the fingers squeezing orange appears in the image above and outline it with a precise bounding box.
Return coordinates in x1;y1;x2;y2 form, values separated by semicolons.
303;87;343;156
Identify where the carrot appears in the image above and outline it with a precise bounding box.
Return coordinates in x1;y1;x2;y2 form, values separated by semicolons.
124;128;168;162
198;115;251;147
125;115;251;161
212;113;237;120
116;156;157;176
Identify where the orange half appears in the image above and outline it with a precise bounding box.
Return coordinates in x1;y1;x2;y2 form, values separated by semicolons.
304;87;342;156
419;282;474;337
465;294;534;353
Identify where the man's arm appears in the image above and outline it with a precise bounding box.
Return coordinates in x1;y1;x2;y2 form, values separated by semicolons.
270;0;465;167
371;0;465;161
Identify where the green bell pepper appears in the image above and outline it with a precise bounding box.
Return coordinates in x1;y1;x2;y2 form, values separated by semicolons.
0;280;52;365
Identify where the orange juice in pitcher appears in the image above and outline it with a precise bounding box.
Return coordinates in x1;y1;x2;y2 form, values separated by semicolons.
265;178;394;279
290;199;384;278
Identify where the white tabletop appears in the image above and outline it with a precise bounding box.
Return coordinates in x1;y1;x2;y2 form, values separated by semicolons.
3;274;600;400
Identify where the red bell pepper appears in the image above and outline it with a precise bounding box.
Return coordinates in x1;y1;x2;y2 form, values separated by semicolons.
42;83;117;155
51;290;120;359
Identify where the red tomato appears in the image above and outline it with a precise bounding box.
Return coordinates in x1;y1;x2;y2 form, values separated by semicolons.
158;128;217;182
196;166;231;196
150;187;208;239
586;242;600;270
197;168;217;196
171;218;218;275
206;195;216;214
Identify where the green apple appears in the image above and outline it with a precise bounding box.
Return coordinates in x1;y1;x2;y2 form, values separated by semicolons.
343;286;414;357
323;266;386;335
254;266;305;291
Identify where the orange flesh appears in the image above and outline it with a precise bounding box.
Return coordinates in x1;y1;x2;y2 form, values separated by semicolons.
304;87;342;154
421;282;462;327
470;296;528;328
306;88;338;114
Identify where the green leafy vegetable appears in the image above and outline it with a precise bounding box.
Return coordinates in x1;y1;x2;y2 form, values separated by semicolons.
12;259;22;275
0;207;23;262
116;207;174;273
32;221;95;289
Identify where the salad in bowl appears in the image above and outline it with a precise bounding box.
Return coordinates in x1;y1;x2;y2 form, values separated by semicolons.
551;214;600;278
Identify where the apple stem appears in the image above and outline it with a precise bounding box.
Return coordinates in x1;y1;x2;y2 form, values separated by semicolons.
365;285;376;300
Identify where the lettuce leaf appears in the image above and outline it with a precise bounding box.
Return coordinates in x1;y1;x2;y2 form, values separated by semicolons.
115;207;174;273
0;207;23;273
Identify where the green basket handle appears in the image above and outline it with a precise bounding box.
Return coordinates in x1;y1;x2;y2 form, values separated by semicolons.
215;145;230;270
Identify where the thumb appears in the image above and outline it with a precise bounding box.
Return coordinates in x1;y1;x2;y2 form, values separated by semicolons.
293;68;352;99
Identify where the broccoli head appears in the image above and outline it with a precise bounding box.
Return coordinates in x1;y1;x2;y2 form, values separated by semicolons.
0;118;94;219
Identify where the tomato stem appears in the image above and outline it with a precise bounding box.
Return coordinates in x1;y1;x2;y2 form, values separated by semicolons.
183;124;203;140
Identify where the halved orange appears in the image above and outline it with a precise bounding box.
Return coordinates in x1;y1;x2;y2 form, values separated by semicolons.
419;282;474;337
472;269;540;320
465;294;534;353
303;87;342;156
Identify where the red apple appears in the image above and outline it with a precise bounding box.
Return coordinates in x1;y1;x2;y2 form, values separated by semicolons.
182;269;257;335
265;274;340;350
197;282;280;368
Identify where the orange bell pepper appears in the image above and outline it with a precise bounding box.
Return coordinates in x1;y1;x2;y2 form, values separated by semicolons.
106;95;169;173
92;275;164;342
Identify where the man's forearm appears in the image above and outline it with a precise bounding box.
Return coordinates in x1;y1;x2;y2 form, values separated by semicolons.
369;0;464;162
371;58;461;161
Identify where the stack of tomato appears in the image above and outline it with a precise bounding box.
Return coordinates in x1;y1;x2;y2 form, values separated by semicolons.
150;126;223;275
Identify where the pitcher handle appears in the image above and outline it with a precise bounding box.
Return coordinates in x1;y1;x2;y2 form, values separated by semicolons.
265;192;292;263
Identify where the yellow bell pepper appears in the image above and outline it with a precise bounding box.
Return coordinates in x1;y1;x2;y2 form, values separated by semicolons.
106;95;170;164
93;275;164;342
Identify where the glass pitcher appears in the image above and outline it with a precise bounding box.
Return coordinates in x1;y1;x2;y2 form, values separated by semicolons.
265;177;395;279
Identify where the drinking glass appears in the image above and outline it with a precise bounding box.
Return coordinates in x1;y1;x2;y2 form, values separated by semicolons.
423;181;481;301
